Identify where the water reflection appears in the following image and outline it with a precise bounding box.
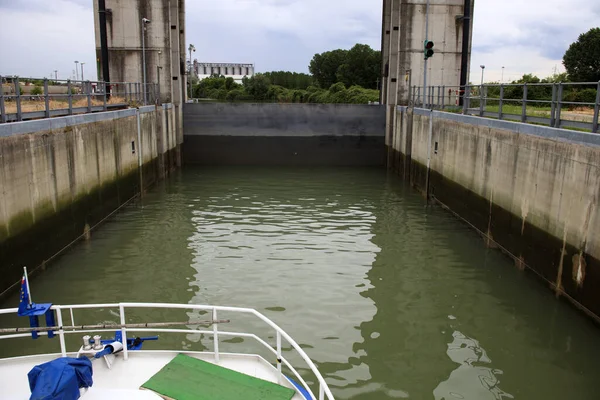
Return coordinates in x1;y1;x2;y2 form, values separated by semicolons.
182;168;380;385
434;331;513;400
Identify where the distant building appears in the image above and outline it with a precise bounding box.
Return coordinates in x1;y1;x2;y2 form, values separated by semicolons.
193;62;255;83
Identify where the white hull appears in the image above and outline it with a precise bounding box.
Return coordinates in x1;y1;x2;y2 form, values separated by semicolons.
0;302;334;400
1;350;307;400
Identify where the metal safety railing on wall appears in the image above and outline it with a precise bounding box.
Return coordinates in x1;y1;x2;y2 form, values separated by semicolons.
410;81;600;133
0;76;160;123
0;302;335;400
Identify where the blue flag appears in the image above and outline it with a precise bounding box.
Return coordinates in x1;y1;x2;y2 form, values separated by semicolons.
18;274;30;314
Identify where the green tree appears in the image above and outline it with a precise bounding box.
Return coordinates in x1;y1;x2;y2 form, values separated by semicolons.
31;85;43;96
262;71;314;90
242;74;271;101
309;49;348;88
502;74;553;102
224;77;237;91
309;44;381;89
546;72;569;83
335;44;381;89
193;76;241;98
226;89;245;102
563;28;600;82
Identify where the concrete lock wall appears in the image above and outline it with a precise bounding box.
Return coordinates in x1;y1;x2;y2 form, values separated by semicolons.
183;103;387;166
0;105;179;295
389;107;600;320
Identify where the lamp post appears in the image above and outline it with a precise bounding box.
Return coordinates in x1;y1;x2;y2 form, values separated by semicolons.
81;62;85;82
54;70;58;81
75;61;79;81
188;44;196;100
501;66;505;84
141;17;151;105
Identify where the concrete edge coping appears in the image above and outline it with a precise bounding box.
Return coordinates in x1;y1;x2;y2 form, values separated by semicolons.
139;105;157;114
184;102;385;109
0;103;174;137
409;107;600;148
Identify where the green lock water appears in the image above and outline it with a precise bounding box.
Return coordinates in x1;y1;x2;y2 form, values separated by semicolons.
1;167;599;399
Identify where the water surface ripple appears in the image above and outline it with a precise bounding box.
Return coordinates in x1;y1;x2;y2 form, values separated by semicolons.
2;167;600;399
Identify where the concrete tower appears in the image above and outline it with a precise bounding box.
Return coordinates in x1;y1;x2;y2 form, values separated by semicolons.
92;0;186;165
381;0;475;106
92;0;186;106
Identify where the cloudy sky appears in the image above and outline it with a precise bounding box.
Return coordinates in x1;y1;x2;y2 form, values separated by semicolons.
0;0;598;84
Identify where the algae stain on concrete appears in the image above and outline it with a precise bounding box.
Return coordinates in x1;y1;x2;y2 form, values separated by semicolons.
0;223;8;242
572;253;587;288
555;224;569;297
7;209;34;238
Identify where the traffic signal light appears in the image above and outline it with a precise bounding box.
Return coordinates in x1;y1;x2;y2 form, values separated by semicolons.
424;40;435;59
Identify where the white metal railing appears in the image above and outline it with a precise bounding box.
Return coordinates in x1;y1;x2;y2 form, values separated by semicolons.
409;81;600;133
0;76;161;123
0;302;334;400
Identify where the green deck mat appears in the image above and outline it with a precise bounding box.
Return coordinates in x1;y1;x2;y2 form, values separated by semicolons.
141;354;296;400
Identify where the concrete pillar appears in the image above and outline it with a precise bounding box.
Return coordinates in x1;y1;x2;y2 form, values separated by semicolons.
169;2;181;104
385;0;401;147
386;0;401;107
170;0;183;166
381;0;392;104
178;0;187;103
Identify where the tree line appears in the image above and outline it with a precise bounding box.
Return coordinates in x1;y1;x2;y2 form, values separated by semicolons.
192;43;381;104
193;75;379;104
485;73;597;105
191;27;599;106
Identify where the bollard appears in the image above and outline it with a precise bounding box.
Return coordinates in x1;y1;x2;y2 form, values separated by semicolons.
86;81;92;112
0;75;6;123
44;78;50;118
498;85;504;120
479;83;484;117
103;81;108;111
521;83;528;123
554;83;563;128
550;84;557;127
593;81;600;133
67;80;73;115
15;77;22;121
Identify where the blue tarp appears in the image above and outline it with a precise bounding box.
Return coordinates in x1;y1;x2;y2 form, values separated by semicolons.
28;357;93;400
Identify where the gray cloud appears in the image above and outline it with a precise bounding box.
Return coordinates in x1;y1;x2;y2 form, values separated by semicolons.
186;0;381;73
470;0;600;81
1;0;598;84
0;0;89;12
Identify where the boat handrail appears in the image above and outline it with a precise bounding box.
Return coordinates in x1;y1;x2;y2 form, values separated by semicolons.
0;302;335;400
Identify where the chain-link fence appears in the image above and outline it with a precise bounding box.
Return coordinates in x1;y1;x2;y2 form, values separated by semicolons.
410;82;600;133
0;76;160;123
